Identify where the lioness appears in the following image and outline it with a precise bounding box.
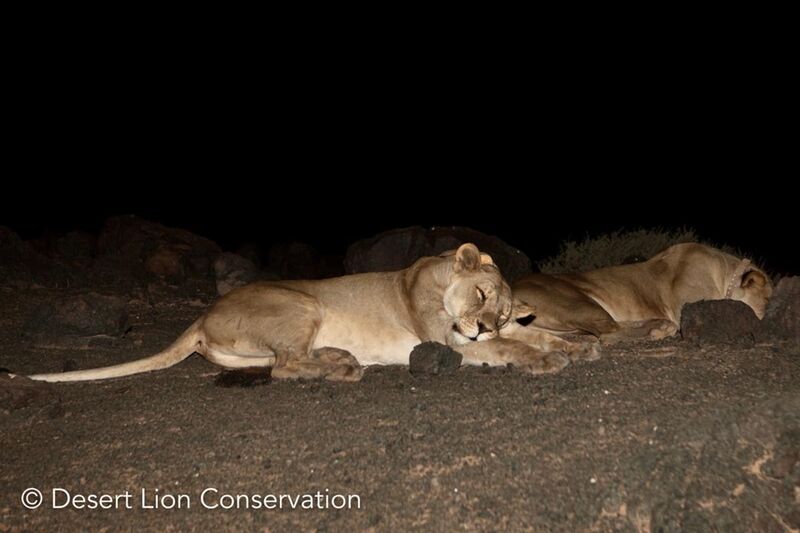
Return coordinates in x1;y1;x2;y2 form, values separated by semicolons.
513;243;773;342
25;244;569;383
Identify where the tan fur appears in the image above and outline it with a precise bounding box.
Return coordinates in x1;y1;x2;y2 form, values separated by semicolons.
512;243;773;342
27;244;571;382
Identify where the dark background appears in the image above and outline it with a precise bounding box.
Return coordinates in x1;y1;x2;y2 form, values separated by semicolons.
4;43;797;274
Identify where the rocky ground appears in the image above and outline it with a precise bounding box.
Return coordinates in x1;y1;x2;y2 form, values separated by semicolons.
1;220;798;531
0;286;797;531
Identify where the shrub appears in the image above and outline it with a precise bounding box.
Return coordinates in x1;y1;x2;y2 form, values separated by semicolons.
538;228;706;274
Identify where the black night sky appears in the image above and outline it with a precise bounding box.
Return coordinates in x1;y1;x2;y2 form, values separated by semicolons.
5;49;797;274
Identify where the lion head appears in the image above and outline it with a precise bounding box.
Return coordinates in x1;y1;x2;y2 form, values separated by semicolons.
726;260;773;319
442;244;514;345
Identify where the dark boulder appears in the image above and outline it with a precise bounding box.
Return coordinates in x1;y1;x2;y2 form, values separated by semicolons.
757;276;800;345
0;226;78;289
214;252;259;296
54;230;96;260
680;300;759;345
345;226;532;282
409;342;463;375
23;292;129;340
94;216;221;291
267;242;343;280
0;226;32;288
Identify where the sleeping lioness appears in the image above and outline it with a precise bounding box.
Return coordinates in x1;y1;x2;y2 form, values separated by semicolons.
24;243;571;383
512;243;773;342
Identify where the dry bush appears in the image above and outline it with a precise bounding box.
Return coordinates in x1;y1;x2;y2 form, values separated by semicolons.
538;228;733;274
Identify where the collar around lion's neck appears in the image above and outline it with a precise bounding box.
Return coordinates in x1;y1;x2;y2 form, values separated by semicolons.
725;258;751;298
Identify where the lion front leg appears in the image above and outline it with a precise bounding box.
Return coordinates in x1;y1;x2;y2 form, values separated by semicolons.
500;322;600;361
599;319;679;344
455;338;570;375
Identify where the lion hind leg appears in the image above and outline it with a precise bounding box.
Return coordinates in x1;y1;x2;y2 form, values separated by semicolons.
204;285;326;373
271;347;363;382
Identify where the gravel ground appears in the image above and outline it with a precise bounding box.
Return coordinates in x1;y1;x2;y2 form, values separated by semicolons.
1;287;798;531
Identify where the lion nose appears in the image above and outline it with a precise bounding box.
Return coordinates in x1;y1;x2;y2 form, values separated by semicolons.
477;321;493;335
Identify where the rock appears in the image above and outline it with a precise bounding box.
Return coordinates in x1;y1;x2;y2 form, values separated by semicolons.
144;244;190;280
96;216;221;286
54;230;96;260
268;242;314;279
42;231;96;287
214;252;259;295
757;276;800;344
23;292;129;340
29;230;95;263
0;226;26;258
0;226;32;288
680;300;759;345
345;226;532;282
409;342;463;375
0;373;58;412
0;226;79;289
235;243;264;268
267;242;342;280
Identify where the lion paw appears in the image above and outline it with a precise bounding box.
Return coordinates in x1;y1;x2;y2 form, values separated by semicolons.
271;347;364;382
324;363;364;382
648;321;679;340
565;341;601;361
519;352;570;375
313;347;364;382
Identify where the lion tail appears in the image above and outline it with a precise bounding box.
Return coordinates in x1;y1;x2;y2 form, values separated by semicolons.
27;319;204;383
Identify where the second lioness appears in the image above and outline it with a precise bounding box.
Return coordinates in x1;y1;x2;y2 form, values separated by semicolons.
513;243;773;342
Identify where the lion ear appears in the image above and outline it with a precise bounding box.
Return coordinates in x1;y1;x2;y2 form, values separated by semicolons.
454;243;482;272
512;299;536;325
480;253;495;266
741;269;767;289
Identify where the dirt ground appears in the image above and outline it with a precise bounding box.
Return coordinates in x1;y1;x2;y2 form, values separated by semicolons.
1;287;799;531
